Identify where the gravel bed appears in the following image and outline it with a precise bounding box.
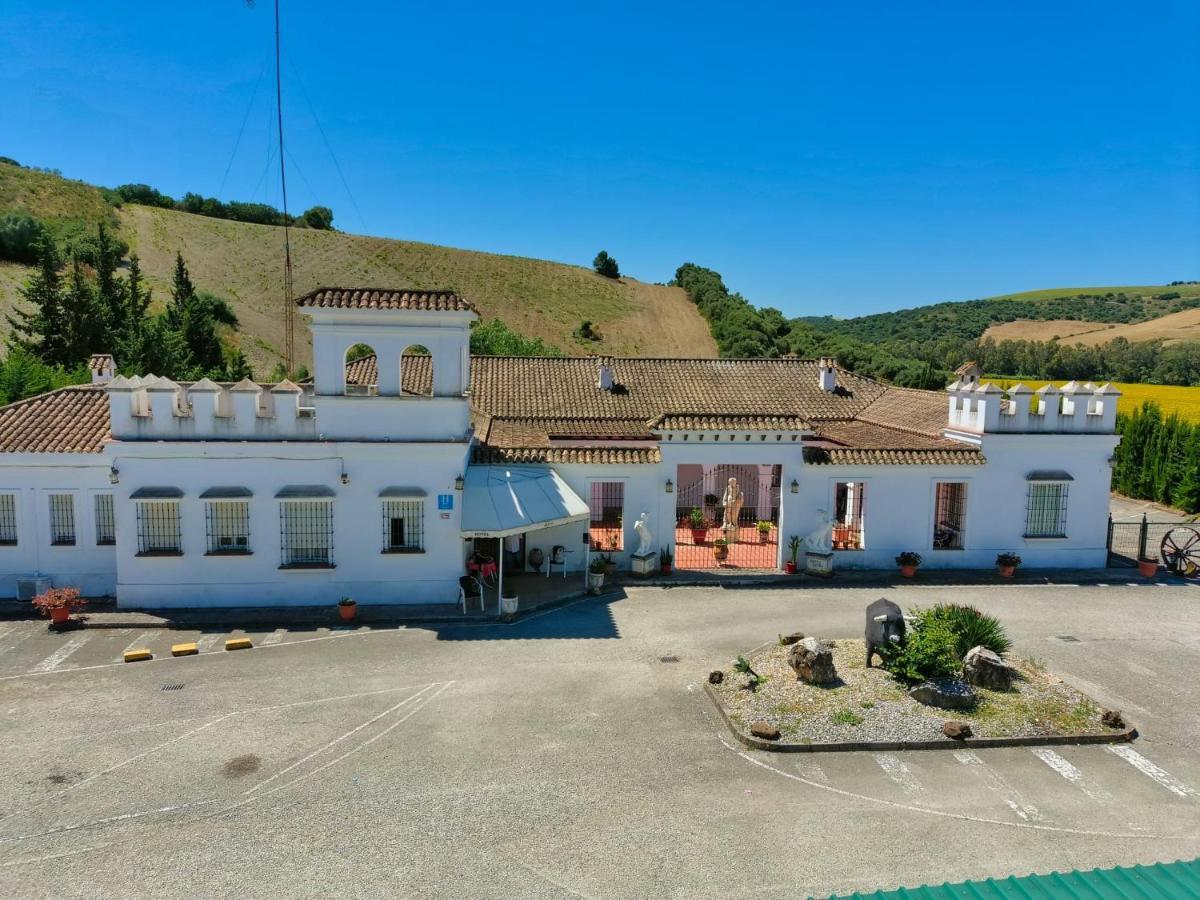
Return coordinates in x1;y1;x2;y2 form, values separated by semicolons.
712;639;1107;744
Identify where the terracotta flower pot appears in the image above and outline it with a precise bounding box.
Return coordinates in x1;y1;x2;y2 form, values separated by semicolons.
660;564;671;575
899;565;917;578
338;603;357;621
1137;558;1158;578
49;606;70;625
713;545;728;561
690;529;707;544
784;561;797;574
997;564;1016;578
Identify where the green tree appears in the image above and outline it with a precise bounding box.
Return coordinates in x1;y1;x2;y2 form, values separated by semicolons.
301;206;334;230
593;250;620;279
7;236;68;363
0;212;46;264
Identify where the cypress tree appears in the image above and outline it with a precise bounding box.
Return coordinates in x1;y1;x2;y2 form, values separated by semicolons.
7;235;69;363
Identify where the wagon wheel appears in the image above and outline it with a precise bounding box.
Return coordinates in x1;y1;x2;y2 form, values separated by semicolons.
1160;527;1200;576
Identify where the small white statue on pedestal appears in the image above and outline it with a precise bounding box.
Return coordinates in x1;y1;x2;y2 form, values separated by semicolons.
803;509;836;554
634;511;653;557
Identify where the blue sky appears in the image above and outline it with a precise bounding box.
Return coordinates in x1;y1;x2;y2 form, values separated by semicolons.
2;1;1198;316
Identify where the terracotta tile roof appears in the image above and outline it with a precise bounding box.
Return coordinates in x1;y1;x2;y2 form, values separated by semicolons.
295;287;476;313
855;387;952;439
0;386;110;454
472;445;661;465
652;413;809;431
88;353;114;372
805;420;983;466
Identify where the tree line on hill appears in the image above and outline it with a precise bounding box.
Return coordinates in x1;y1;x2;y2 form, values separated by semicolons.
672;263;1200;387
105;182;334;231
1112;402;1200;514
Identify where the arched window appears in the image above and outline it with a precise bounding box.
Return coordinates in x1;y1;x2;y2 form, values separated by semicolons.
400;345;433;397
345;343;378;396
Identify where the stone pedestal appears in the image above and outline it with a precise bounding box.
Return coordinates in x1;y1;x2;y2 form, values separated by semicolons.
631;552;657;577
805;551;834;577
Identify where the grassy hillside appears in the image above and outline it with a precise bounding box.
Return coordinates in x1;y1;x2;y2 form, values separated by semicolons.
0;164;716;372
986;377;1200;423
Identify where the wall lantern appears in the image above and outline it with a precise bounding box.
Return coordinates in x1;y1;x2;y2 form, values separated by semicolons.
790;479;799;494
665;479;674;494
109;465;120;485
340;472;350;485
455;475;465;491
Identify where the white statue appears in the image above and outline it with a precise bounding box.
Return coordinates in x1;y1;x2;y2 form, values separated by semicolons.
721;477;744;530
633;511;653;556
803;509;837;554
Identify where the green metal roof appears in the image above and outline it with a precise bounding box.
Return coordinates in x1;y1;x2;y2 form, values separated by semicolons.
827;858;1200;899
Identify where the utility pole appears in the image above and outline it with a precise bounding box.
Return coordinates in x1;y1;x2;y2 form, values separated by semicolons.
274;0;295;374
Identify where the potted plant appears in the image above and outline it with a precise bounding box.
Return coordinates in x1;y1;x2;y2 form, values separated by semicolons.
338;596;357;621
895;551;922;578
602;553;617;577
500;581;518;617
32;587;86;626
785;535;800;574
713;538;729;561
659;547;673;575
1137;555;1158;578
756;520;772;544
688;507;706;544
587;557;606;593
996;552;1022;578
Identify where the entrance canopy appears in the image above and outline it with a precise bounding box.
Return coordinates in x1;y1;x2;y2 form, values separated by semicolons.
461;466;589;539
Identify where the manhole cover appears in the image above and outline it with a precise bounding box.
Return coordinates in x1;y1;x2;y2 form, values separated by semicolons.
1055;635;1080;643
161;683;186;691
659;655;680;663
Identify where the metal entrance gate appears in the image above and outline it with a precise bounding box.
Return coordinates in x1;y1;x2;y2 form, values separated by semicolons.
1107;514;1190;567
674;464;781;570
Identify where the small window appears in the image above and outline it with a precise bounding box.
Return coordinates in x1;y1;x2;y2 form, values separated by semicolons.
94;493;115;545
1025;482;1069;538
0;494;16;545
280;500;333;567
136;501;181;555
833;482;865;550
933;483;967;550
48;494;75;546
588;482;624;551
382;499;424;552
206;500;250;554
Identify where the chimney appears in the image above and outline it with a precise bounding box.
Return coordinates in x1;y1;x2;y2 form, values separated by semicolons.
818;357;837;393
597;360;615;392
89;354;115;385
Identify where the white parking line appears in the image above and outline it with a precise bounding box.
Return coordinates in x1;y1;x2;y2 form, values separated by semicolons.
30;634;91;673
1030;748;1112;802
874;753;925;797
195;634;223;653
954;751;1043;821
1108;745;1197;798
260;628;286;646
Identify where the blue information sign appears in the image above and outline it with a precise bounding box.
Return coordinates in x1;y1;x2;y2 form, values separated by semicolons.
437;494;454;510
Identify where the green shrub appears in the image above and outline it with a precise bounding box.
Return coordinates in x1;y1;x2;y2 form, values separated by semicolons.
880;615;962;684
832;709;863;726
924;603;1012;658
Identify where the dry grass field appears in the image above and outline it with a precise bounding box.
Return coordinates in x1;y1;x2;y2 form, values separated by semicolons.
986;377;1200;422
985;309;1200;346
0;165;717;372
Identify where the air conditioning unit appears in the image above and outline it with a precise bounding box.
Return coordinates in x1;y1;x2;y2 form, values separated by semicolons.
16;576;51;603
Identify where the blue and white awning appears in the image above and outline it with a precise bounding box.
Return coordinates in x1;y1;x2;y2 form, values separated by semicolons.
461;466;589;538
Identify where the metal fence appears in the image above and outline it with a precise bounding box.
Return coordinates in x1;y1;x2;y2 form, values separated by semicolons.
1107;515;1195;567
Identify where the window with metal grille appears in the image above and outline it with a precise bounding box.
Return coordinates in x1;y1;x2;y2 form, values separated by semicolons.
833;482;865;550
382;499;424;552
136;501;181;554
1025;482;1068;537
280;500;333;567
48;494;75;545
94;493;115;545
0;494;16;545
932;482;967;550
205;501;250;554
588;481;624;550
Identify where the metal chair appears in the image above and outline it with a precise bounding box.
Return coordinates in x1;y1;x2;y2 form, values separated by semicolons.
545;544;573;578
458;575;484;614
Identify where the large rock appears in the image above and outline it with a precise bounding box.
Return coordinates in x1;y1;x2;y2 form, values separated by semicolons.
787;637;838;685
963;646;1015;691
1102;709;1126;729
750;721;781;741
942;720;973;740
779;631;805;646
908;679;977;710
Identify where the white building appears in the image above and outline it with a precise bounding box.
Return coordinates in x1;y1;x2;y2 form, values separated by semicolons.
0;288;1121;608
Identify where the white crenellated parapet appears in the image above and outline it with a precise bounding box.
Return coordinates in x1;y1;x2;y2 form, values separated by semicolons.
946;379;1119;435
105;378;318;441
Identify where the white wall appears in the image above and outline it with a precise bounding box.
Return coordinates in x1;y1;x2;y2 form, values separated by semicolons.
110;441;471;608
0;455;117;598
795;433;1119;569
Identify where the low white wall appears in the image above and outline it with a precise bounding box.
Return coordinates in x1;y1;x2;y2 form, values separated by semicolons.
0;455;117;598
110;442;471;608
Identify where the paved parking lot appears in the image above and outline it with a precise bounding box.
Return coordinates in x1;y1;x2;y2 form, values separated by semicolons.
1;578;1198;898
